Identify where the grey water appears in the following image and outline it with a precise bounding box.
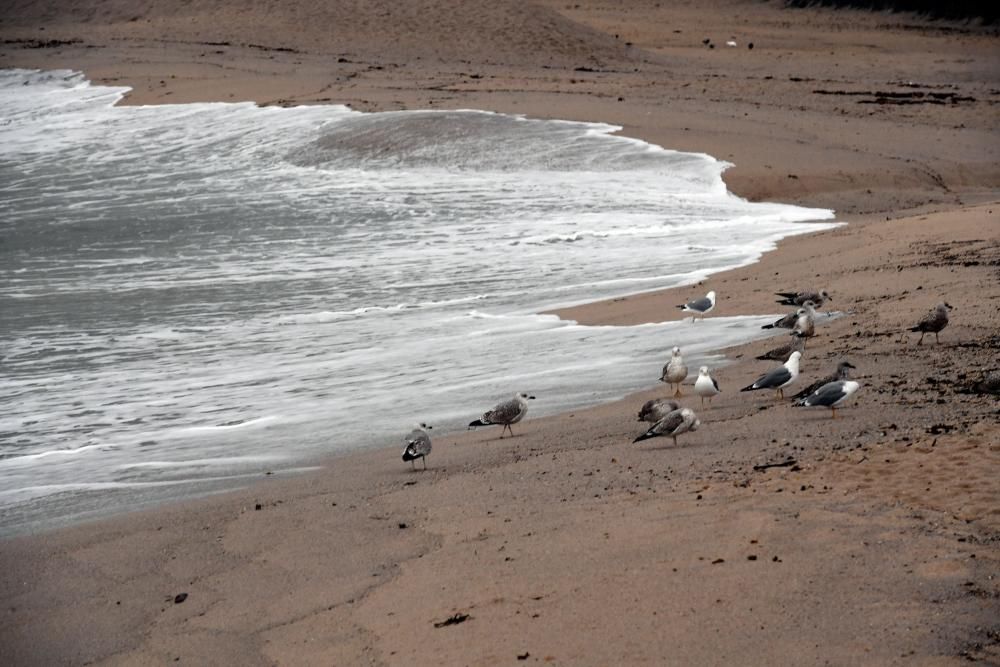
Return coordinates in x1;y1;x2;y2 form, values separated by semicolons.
0;69;838;536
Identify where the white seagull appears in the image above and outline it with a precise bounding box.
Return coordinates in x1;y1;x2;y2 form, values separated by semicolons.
402;423;433;469
694;366;721;406
677;290;716;322
468;392;535;437
740;351;801;399
794;380;860;418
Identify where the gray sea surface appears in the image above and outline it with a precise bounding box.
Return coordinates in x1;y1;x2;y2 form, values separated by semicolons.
0;69;838;535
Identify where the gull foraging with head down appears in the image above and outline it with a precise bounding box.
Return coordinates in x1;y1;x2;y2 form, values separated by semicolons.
633;407;701;446
638;398;682;423
402;423;433;470
677;290;716;322
468;392;535;437
740;351;801;399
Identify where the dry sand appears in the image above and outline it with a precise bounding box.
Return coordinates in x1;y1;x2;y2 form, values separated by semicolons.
1;1;998;665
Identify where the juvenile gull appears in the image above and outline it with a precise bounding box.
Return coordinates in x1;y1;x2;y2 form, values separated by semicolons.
756;336;804;362
762;301;815;330
909;302;952;345
794;380;860;418
694;366;721;406
790;306;816;338
970;371;1000;396
660;346;688;397
740;350;801;399
776;289;831;308
468;392;535;437
633;407;701;446
677;290;716;322
402;423;433;470
638;398;682;423
792;360;856;400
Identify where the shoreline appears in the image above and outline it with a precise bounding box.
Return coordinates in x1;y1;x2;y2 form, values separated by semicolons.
1;1;998;663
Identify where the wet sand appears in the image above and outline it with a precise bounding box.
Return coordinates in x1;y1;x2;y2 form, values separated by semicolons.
1;1;998;664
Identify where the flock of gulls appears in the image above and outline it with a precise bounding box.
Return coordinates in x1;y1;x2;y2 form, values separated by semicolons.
401;289;954;469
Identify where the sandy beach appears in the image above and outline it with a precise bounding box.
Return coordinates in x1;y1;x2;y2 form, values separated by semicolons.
1;1;998;664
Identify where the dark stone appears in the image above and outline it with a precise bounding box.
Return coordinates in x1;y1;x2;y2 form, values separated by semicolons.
174;593;188;604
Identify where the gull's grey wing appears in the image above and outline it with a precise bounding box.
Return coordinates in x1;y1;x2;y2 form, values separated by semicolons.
803;381;848;407
792;373;836;400
755;366;792;389
687;296;713;312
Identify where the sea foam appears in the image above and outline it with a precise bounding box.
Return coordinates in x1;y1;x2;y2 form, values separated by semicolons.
0;69;839;535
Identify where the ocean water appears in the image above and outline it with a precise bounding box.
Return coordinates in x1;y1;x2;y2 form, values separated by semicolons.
0;69;838;535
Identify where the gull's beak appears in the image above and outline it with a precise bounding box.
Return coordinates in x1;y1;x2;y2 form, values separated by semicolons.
528;395;536;400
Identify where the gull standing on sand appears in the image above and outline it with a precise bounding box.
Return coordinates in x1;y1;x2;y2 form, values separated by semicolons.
468;392;535;437
633;407;700;447
792;360;856;400
694;366;721;406
762;301;816;330
756;335;804;362
638;398;681;423
776;289;831;308
402;423;433;469
661;346;688;397
790;306;816;338
677;290;716;322
794;380;860;418
909;302;952;345
740;350;801;399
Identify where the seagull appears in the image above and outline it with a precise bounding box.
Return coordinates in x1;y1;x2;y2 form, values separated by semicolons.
633;407;700;446
661;346;688;397
740;350;801;399
694;366;721;405
762;301;815;330
638;398;682;423
790;306;816;338
677;290;716;322
794;380;860;418
776;289;831;308
969;370;1000;396
402;423;432;469
792;361;856;400
755;335;804;362
468;392;535;437
909;302;952;345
